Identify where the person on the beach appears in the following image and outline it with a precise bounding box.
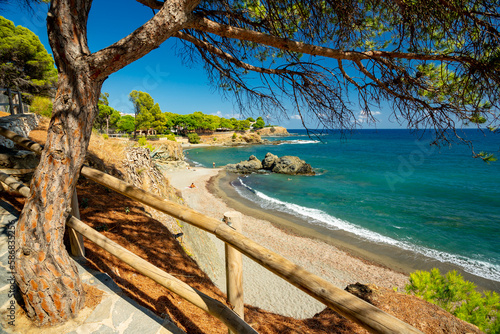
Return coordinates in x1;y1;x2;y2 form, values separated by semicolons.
213;162;216;168
189;183;196;188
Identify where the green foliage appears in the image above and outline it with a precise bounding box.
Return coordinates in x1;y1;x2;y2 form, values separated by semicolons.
129;90;155;131
0;16;57;96
166;134;176;141
94;92;121;133
102;134;108;140
137;137;147;146
254;116;265;129
475;152;498;164
99;92;109;106
406;269;500;332
187;132;200;144
246;117;255;122
117;115;135;133
30;96;52;117
232;132;237;140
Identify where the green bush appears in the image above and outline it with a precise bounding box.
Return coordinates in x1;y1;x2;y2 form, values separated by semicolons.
167;134;176;142
138;137;147;146
406;268;500;333
232;133;237;140
187;133;200;144
102;134;109;140
30;96;53;117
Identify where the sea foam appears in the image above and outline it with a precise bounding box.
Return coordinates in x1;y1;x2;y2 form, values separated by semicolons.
233;177;500;283
278;139;320;145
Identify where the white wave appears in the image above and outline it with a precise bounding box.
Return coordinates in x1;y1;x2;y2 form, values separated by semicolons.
233;178;500;282
185;158;204;167
278;139;320;145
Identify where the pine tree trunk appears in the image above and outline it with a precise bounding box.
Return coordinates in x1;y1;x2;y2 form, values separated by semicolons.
14;74;102;325
12;0;199;325
13;0;103;325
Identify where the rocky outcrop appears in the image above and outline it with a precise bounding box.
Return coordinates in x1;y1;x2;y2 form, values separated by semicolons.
262;152;279;169
272;155;314;175
123;147;180;200
226;155;263;173
151;142;188;172
151;142;184;162
226;152;314;175
197;131;269;146
256;126;289;137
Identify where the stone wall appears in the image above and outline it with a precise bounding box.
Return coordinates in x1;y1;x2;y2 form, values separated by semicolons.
0;114;40;148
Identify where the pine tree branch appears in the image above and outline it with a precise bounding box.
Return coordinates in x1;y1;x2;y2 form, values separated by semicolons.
189;16;480;65
89;0;200;80
174;31;296;76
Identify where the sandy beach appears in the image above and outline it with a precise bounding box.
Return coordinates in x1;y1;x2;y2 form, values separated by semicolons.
165;166;409;319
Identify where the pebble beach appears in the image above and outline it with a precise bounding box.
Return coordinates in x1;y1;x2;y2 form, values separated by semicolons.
165;166;409;319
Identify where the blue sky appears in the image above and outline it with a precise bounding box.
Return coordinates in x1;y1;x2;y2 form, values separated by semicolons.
2;1;405;129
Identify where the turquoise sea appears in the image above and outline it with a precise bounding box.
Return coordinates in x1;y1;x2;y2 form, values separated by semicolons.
186;129;500;287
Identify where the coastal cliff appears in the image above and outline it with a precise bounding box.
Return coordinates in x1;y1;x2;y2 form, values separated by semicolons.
256;126;289;136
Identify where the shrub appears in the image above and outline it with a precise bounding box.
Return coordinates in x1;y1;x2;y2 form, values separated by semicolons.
102;134;109;140
30;96;53;117
167;134;176;142
187;133;200;144
138;137;147;146
232;133;237;140
406;268;500;333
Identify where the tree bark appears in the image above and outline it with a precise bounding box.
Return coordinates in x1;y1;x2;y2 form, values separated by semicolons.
13;0;201;325
14;0;103;325
14;72;102;327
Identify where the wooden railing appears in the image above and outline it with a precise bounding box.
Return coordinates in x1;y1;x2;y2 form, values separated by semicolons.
0;88;25;114
0;126;424;334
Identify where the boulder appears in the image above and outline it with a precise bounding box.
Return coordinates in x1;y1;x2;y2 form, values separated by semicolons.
226;155;263;173
262;152;279;170
271;155;314;175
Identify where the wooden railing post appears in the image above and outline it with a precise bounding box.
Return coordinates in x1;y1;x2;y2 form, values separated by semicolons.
224;211;244;329
68;190;85;257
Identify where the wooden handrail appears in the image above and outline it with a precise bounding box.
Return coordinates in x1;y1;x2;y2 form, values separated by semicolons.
0;126;424;334
0;126;44;154
0;172;257;334
80;169;424;334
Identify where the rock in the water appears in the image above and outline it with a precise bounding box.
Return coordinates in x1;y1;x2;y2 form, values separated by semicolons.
271;155;314;175
262;152;279;170
226;155;263;173
226;152;314;175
